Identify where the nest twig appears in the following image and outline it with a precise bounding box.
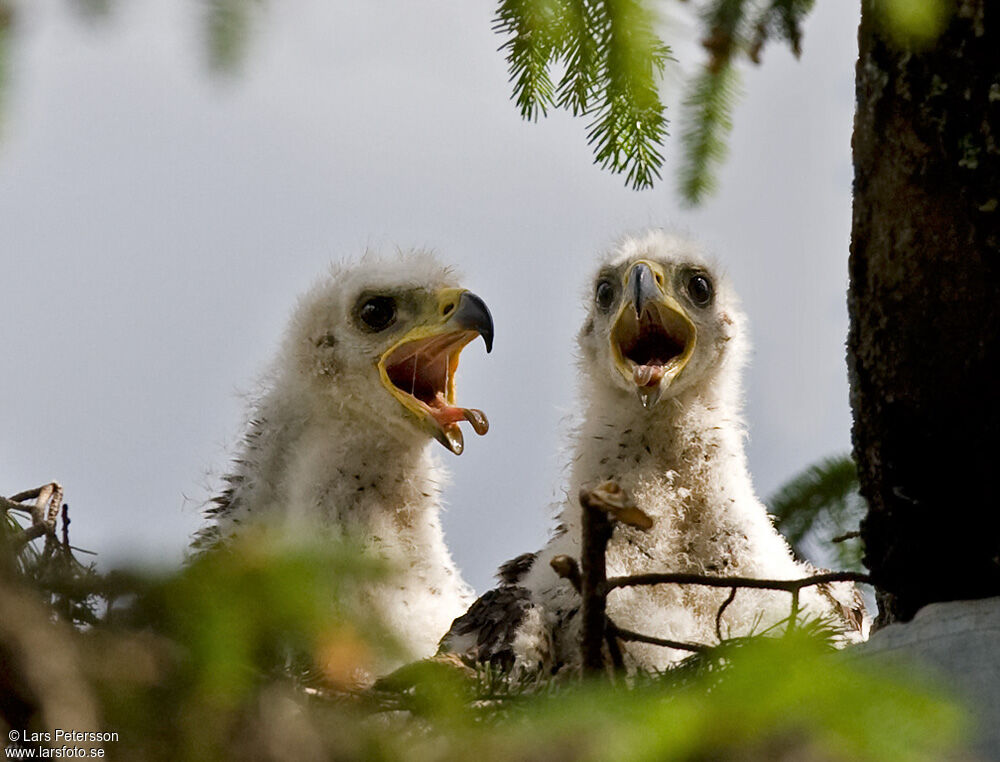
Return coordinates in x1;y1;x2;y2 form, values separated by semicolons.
4;483;64;550
573;481;871;675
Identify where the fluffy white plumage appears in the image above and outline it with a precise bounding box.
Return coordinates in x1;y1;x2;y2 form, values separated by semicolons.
197;250;495;674
443;230;866;674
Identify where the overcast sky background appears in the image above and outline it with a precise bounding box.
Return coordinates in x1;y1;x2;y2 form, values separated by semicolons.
1;0;858;593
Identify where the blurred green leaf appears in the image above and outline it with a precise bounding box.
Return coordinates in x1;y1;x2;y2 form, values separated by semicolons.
873;0;951;48
137;531;397;706
2;496;969;762
454;631;966;762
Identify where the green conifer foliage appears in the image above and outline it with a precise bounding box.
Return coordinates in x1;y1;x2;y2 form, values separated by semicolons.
494;0;669;190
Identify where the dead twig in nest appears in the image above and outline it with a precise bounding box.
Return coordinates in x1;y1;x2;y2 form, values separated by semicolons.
604;570;871;595
575;479;872;674
715;587;738;641
550;555;581;593
580;480;653;530
832;530;862;544
580;485;615;673
608;623;705;653
5;483;64;551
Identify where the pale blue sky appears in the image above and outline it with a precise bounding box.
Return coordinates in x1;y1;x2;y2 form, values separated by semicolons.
1;0;859;592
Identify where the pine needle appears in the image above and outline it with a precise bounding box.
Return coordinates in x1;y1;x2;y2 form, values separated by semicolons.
495;0;669;190
768;454;866;572
677;60;739;205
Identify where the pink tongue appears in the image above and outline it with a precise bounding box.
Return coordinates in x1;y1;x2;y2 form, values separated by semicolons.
633;364;665;387
431;407;466;427
428;394;490;435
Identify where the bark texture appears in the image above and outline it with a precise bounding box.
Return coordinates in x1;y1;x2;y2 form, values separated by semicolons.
850;0;1000;624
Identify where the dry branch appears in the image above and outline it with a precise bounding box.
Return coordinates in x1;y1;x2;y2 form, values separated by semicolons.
580;487;615;672
604;570;871;594
715;587;738;641
8;486;47;503
574;480;872;674
550;555;581;593
4;482;65;551
608;624;705;653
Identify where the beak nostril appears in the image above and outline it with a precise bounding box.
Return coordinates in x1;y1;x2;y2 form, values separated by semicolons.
442;302;455;317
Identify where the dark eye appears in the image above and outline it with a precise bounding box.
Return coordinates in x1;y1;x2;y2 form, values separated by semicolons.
595;280;616;311
358;296;397;331
686;274;713;307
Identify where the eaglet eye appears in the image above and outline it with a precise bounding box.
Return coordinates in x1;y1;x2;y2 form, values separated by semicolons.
358;296;397;331
595;279;616;312
686;274;713;307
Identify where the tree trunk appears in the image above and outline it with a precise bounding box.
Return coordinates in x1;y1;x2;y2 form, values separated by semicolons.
850;0;1000;624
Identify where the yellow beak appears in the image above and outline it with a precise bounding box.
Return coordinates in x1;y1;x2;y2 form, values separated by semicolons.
610;261;696;408
378;289;493;454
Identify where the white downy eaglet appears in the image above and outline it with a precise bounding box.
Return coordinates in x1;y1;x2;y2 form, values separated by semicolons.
197;250;494;676
442;230;867;675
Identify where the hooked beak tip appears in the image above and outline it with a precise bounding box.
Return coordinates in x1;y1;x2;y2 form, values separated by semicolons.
452;291;493;353
638;383;663;409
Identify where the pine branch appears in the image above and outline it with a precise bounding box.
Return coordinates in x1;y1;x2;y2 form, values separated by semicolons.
770;0;814;57
204;0;263;75
678;0;817;204
677;60;739;205
496;0;668;189
748;0;815;62
767;454;866;572
585;0;668;189
769;455;861;532
555;0;602;116
701;0;750;72
494;0;564;120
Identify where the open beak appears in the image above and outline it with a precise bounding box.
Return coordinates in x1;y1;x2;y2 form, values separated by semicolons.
378;289;493;454
610;261;696;408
